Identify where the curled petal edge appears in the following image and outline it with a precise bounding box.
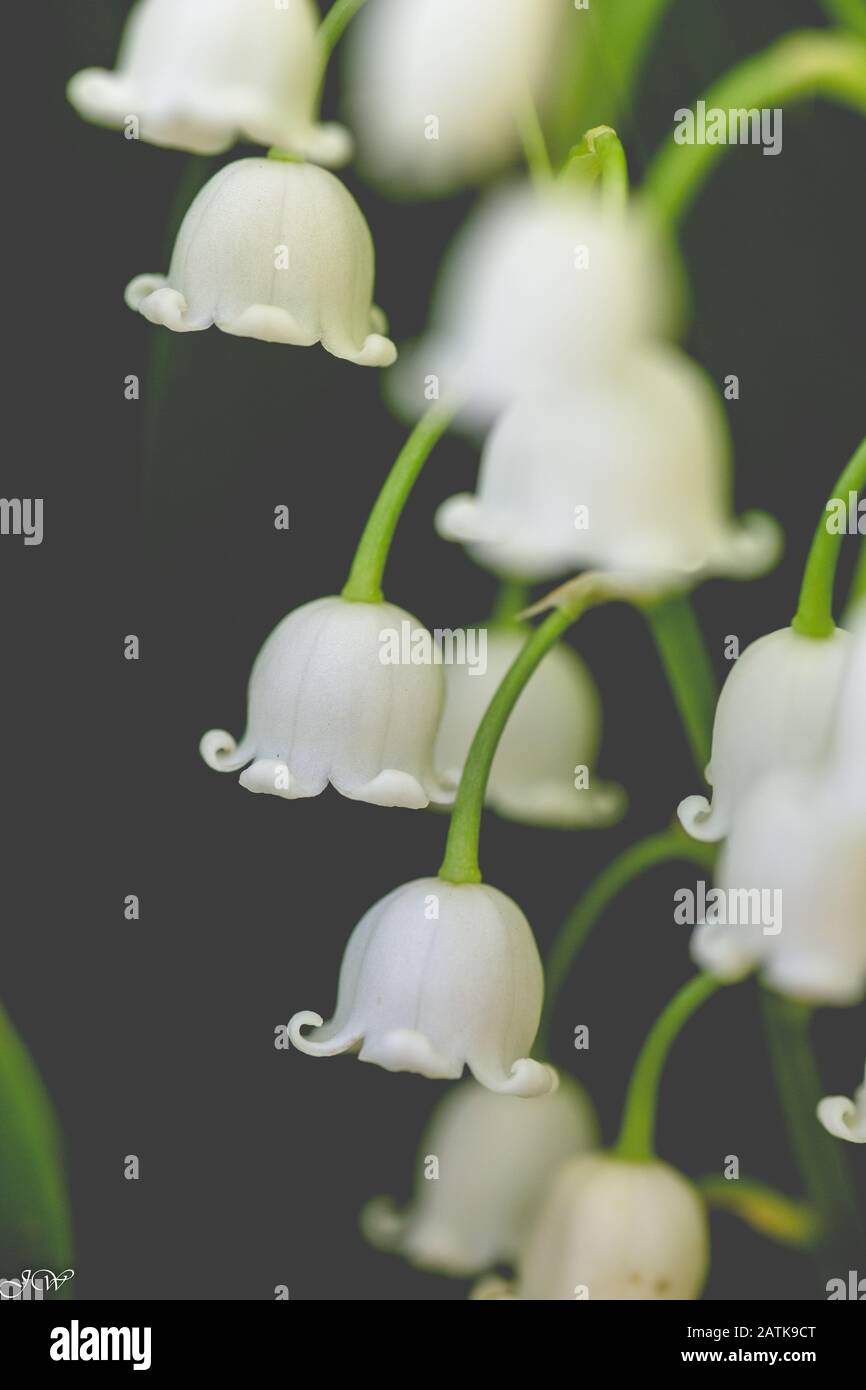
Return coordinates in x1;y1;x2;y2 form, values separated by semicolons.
817;1096;866;1143
677;792;725;843
199;728;253;773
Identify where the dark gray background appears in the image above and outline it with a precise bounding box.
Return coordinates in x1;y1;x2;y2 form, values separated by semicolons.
2;0;864;1299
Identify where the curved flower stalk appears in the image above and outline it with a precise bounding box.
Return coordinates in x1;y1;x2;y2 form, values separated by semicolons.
68;0;350;164
200;405;454;809
201;596;449;808
677;626;852;842
475;1155;709;1300
362;1073;597;1276
289;877;556;1097
690;764;866;1005
345;0;566;196
388;183;680;429
126;157;396;365
436;348;780;585
434;628;624;827
644;30;866;228
818;1062;866;1143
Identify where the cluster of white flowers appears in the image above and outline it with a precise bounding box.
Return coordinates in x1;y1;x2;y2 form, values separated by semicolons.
392;178;780;591
679;609;866;1008
676;607;866;1139
67;0;865;1301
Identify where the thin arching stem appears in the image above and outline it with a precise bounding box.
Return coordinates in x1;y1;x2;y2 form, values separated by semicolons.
537;827;717;1056
341;405;456;605
792;433;866;637
616;973;721;1160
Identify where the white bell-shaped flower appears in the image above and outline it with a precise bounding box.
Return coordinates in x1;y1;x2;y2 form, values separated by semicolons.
693;608;866;1001
389;183;680;428
818;1061;866;1143
691;765;866;1005
436;349;780;584
434;628;624;826
68;0;350;164
363;1073;598;1276
484;1154;708;1300
200;597;449;808
345;0;566;196
678;626;852;842
289;877;556;1097
126;158;396;365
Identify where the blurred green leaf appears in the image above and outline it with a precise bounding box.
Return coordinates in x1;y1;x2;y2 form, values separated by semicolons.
0;1004;73;1285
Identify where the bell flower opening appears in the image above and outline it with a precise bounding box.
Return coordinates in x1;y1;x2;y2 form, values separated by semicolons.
288;876;557;1097
436;349;780;585
68;0;351;164
678;626;852;842
126;158;396;365
200;596;449;809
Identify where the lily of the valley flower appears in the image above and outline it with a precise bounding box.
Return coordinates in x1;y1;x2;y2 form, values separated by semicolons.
691;765;866;1004
389;184;680;429
289;877;557;1097
692;612;866;1003
68;0;350;164
363;1073;598;1276
126;158;396;365
436;349;780;585
818;1062;866;1143
477;1154;709;1300
346;0;566;195
200;597;449;808
678;626;852;842
434;628;624;827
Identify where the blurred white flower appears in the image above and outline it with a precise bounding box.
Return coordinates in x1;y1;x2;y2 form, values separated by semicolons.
478;1154;708;1300
434;628;624;827
678;626;851;842
68;0;350;164
363;1073;598;1276
345;0;566;195
691;766;866;1004
200;596;448;808
389;184;681;429
289;877;556;1097
436;349;779;584
818;1062;866;1143
126;158;396;365
692;606;866;1002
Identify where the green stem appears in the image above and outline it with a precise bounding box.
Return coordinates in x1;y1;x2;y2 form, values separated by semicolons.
490;579;530;628
820;0;866;40
552;0;675;159
643;31;866;227
698;1175;821;1249
341;406;455;605
845;538;866;616
761;992;862;1268
537;827;717;1056
792;433;866;637
318;0;370;60
439;585;608;885
564;125;629;211
616;974;721;1160
645;594;717;776
514;84;553;187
